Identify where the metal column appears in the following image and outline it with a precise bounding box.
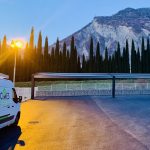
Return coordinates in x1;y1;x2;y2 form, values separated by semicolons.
31;75;35;99
112;76;116;98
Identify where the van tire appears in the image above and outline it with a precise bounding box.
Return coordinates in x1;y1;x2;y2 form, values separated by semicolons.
13;112;20;126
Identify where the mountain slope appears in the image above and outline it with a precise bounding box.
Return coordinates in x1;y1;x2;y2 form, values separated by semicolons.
50;8;150;58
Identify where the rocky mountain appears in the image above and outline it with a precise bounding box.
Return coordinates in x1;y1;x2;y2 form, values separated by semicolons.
50;8;150;58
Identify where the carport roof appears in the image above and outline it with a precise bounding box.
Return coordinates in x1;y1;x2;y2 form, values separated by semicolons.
33;73;150;79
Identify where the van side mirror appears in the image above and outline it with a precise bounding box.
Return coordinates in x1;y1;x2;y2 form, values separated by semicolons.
18;96;22;103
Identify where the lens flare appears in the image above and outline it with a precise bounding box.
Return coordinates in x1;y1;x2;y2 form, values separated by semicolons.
10;39;26;49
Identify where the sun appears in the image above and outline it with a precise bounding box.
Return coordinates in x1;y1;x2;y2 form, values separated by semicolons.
10;39;26;49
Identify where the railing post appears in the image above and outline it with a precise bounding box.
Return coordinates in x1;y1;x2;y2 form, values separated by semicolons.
66;84;68;91
81;83;83;90
31;74;35;99
112;76;116;98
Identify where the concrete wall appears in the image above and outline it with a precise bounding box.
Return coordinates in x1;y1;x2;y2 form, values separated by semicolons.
15;87;38;101
15;82;150;100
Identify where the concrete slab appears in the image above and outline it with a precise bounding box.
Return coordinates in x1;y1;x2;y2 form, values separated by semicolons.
93;95;150;149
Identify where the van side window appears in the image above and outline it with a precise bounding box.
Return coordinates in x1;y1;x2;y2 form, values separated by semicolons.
12;88;18;103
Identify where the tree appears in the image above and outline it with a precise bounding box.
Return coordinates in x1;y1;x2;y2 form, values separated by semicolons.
125;40;130;73
136;48;141;73
29;27;34;50
116;42;121;72
23;43;30;81
44;36;49;71
89;37;94;72
141;37;145;73
55;38;60;72
66;50;70;72
122;47;126;73
95;42;101;72
77;56;81;72
70;36;78;72
146;38;150;72
29;27;35;78
131;40;136;73
51;47;55;72
82;54;86;72
62;42;67;72
1;35;8;74
37;31;42;71
104;47;108;72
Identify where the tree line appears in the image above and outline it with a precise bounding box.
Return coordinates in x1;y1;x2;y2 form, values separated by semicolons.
0;28;150;82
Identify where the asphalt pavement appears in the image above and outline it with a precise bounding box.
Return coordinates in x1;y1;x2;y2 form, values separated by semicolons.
0;96;148;150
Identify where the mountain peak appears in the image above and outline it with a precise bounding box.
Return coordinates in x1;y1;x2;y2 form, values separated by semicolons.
114;7;150;18
50;8;150;58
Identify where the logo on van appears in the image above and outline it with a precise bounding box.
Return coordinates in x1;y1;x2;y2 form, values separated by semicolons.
0;88;10;100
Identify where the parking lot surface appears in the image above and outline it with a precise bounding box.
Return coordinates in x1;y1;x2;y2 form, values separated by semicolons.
0;96;149;150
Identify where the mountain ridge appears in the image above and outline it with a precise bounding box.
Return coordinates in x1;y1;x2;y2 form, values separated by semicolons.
50;8;150;58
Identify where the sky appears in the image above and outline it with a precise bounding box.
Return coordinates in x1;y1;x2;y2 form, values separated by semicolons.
0;0;150;45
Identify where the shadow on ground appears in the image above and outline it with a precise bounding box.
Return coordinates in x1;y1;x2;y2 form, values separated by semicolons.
0;126;25;150
35;96;92;101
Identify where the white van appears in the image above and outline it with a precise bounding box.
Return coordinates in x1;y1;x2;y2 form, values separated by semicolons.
0;75;22;129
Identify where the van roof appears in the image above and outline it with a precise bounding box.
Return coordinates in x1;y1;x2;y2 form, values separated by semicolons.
0;79;14;88
0;73;9;79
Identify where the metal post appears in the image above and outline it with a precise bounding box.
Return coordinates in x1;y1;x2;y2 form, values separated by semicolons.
81;83;83;90
112;76;116;98
31;75;35;99
13;50;17;86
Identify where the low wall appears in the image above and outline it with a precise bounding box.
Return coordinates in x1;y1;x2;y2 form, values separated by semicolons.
36;89;150;97
15;83;150;100
15;87;38;101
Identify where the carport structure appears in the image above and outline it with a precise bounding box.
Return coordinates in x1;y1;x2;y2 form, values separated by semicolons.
31;73;150;99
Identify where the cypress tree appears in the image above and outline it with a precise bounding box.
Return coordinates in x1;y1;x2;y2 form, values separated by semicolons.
51;47;55;72
70;36;77;72
122;47;126;73
125;40;130;73
131;40;136;73
66;50;70;72
108;56;112;73
29;27;35;78
2;35;7;52
111;54;115;73
44;36;49;72
77;56;81;72
37;31;42;72
95;42;101;72
0;41;1;55
104;47;108;72
146;38;150;72
62;42;67;72
2;35;8;74
89;37;94;72
29;27;34;50
55;38;60;72
141;37;145;73
59;51;63;72
137;47;141;73
116;42;121;72
23;43;30;81
82;54;86;73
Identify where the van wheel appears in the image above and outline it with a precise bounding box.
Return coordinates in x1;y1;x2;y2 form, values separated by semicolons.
13;112;20;126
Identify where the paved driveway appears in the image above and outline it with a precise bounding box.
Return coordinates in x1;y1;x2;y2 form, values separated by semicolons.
0;96;149;150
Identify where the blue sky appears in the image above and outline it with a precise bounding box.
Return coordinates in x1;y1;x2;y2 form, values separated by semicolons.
0;0;150;44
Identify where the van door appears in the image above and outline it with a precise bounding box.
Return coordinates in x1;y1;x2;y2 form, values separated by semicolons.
0;87;13;128
11;88;20;116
